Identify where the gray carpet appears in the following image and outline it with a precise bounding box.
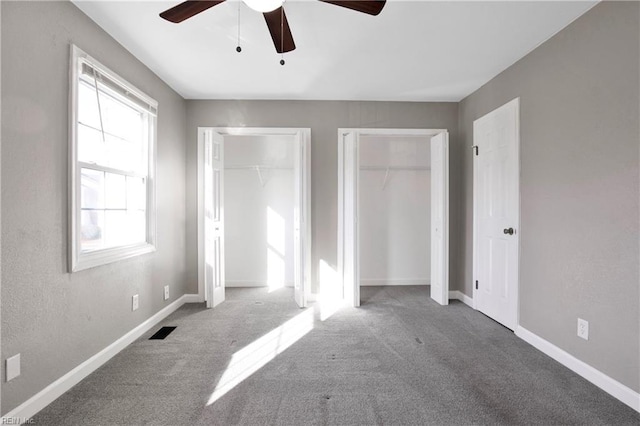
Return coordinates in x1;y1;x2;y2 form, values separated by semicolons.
33;286;639;425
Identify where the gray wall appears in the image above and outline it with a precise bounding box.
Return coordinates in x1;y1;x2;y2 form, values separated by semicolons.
1;1;188;414
458;2;639;392
185;101;460;294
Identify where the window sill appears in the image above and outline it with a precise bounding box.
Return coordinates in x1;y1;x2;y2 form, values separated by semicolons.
71;242;156;272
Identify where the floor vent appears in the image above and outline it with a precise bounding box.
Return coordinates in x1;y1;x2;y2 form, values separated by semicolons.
150;326;177;340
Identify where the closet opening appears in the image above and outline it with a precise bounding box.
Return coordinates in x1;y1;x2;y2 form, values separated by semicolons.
338;129;449;307
197;128;311;309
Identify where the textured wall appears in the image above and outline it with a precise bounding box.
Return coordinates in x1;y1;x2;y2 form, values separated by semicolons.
458;2;639;392
185;101;459;294
1;1;188;413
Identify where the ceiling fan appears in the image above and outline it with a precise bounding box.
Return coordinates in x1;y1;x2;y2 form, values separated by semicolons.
159;0;386;54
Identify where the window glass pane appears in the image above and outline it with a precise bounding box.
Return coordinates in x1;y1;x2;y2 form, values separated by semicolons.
81;210;104;252
104;210;127;247
81;169;104;209
78;81;101;130
105;211;145;247
100;91;144;143
77;124;105;165
129;210;147;243
78;80;146;172
104;133;144;172
105;173;126;209
127;176;146;211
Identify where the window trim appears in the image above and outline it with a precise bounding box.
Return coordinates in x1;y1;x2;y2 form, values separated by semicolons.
69;44;157;272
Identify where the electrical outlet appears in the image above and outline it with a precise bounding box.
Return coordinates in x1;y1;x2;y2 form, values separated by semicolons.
164;285;170;301
577;318;589;340
6;354;21;382
132;294;139;311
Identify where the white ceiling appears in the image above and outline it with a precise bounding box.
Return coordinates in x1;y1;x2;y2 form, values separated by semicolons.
73;0;597;101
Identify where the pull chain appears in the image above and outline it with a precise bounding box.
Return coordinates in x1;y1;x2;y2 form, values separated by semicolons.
236;2;242;53
279;6;285;65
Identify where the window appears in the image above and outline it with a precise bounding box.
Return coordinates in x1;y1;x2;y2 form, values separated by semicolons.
69;45;157;272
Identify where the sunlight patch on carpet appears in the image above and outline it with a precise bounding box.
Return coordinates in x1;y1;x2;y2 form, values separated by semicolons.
207;307;314;405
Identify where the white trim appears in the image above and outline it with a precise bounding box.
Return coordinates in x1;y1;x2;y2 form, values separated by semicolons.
337;128;449;308
2;295;189;424
183;293;204;303
448;290;473;307
197;135;205;301
197;127;312;308
360;279;429;286
515;326;640;413
341;128;447;138
69;44;158;273
73;46;157;111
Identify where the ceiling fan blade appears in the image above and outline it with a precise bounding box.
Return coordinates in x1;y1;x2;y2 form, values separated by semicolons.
319;0;386;16
159;1;226;23
263;7;296;53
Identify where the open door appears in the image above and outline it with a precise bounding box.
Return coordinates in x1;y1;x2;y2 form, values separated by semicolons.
430;132;449;305
341;131;360;307
293;130;311;308
199;127;311;309
201;128;225;308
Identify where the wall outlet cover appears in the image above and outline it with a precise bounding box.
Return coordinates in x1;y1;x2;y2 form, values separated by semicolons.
164;285;170;301
132;294;139;311
6;353;21;382
577;318;589;340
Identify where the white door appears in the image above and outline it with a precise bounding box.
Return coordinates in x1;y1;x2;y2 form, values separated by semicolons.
293;131;310;308
430;132;449;305
202;129;225;308
473;98;520;330
342;132;360;307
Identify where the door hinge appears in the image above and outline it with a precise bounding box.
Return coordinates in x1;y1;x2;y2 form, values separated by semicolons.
472;146;479;156
475;280;478;290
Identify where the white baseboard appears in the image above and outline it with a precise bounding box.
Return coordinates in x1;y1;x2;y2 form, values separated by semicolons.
360;279;429;286
183;293;204;303
515;326;640;413
3;295;190;424
448;290;473;307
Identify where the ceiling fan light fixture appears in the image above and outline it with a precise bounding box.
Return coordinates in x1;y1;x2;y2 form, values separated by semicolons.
243;0;284;13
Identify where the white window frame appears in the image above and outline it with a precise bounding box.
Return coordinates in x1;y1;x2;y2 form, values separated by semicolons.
69;44;157;272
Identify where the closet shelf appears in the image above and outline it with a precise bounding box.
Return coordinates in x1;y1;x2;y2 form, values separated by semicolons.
225;164;293;187
360;165;430;171
359;165;430;190
225;164;293;170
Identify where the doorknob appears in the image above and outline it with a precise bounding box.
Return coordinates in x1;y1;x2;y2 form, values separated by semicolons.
503;228;514;235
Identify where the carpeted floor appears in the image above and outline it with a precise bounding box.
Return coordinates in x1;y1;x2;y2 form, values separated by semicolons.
32;286;639;425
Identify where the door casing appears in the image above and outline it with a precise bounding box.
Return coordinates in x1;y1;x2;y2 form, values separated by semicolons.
337;128;450;307
197;127;312;308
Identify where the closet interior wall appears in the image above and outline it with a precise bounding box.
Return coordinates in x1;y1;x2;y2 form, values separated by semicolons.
224;134;295;288
359;135;431;286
